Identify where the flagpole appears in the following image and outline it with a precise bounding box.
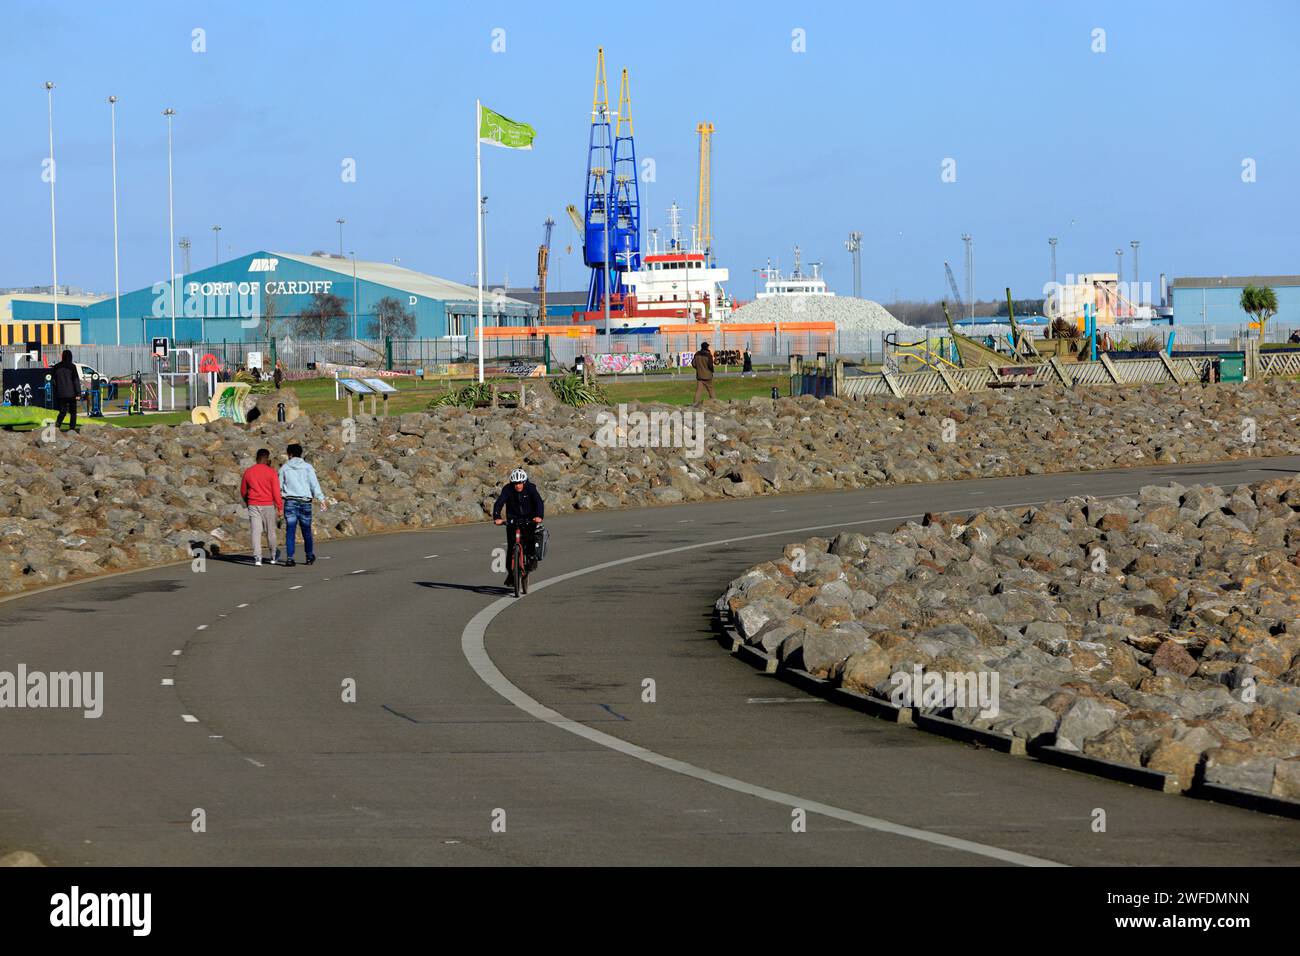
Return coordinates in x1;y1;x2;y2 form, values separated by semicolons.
476;99;485;384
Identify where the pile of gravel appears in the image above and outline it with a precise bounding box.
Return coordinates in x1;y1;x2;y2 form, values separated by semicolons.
718;478;1300;800
728;295;907;333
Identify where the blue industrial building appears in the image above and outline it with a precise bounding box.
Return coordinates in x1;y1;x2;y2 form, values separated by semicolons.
1171;275;1300;330
15;251;536;345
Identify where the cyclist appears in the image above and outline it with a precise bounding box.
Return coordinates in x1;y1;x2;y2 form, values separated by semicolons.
493;468;545;588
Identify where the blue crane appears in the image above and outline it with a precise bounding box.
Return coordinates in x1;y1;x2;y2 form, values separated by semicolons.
580;48;640;312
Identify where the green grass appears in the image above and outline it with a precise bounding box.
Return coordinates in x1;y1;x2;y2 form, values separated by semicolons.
601;374;785;406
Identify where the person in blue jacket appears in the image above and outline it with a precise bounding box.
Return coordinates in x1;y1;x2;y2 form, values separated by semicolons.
278;443;328;567
493;468;544;587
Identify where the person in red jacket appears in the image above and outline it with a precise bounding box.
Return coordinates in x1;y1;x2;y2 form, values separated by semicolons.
240;448;283;566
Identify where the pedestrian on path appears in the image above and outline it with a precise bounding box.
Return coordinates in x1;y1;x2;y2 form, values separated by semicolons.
240;448;283;566
742;346;754;377
692;341;715;404
52;350;81;432
278;443;327;567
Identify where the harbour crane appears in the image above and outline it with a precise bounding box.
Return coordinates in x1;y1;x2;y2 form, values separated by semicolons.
535;217;555;325
696;122;714;260
944;261;964;313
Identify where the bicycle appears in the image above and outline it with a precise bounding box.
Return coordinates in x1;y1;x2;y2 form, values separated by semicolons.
506;516;531;598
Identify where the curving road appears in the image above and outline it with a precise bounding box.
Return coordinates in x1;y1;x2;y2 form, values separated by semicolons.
3;457;1300;866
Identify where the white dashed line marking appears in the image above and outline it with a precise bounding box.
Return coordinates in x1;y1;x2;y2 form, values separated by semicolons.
423;554;439;559
172;650;182;656
196;625;208;631
181;714;198;723
586;530;603;534
289;585;303;590
161;679;174;686
245;758;265;768
236;603;249;608
208;735;223;739
747;697;824;704
350;569;365;575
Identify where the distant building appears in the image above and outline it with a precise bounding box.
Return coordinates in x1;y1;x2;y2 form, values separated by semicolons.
0;289;105;346
501;289;587;323
1171;275;1300;328
13;252;537;345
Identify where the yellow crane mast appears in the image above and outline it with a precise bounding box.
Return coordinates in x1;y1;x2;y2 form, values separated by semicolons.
695;122;714;256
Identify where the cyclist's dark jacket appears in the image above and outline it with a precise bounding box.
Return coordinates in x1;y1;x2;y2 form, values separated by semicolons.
493;480;544;521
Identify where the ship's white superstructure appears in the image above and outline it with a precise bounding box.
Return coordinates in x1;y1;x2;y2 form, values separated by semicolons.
756;246;834;298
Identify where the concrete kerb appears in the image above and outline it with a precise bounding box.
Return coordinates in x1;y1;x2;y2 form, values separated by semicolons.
714;609;1300;819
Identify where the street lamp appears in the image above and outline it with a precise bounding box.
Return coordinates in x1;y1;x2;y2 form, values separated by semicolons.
1048;236;1058;287
108;96;121;345
336;218;345;258
212;224;221;265
351;251;358;340
163;107;177;342
45;82;59;327
1130;239;1140;290
961;233;973;323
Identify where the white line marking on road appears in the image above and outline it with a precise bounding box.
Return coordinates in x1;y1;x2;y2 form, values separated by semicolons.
236;603;249;608
586;530;603;534
245;758;265;768
289;585;303;590
746;697;824;704
218;614;227;618
161;679;173;686
208;735;223;739
677;519;693;523
172;650;182;656
461;509;1068;868
770;509;787;513
424;554;439;559
196;624;208;630
181;714;198;723
350;569;365;574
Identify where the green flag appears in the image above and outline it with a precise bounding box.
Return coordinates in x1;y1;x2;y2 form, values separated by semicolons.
478;104;535;150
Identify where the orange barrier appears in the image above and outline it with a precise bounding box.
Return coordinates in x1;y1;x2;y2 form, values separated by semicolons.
477;325;596;337
657;322;835;333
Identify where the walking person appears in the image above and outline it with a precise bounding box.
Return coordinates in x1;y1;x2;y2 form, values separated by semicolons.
742;346;754;377
51;350;81;432
279;443;327;567
692;340;716;404
272;361;284;390
240;448;283;566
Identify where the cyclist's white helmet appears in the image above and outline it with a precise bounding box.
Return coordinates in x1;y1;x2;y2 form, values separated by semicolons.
510;468;529;483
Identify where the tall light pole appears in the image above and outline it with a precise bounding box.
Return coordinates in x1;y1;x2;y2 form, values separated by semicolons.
212;224;221;265
961;233;973;323
1130;239;1140;290
179;236;191;274
108;95;121;345
163;107;177;342
351;250;358;340
45;82;59;329
1114;248;1124;318
844;230;862;298
1048;236;1058;287
336;218;345;258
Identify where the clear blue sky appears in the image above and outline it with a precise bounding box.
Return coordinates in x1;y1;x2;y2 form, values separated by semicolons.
3;0;1297;302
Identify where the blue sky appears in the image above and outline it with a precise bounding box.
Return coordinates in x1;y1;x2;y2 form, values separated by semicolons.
2;0;1297;302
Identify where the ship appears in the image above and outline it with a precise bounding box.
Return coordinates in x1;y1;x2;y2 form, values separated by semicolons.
756;246;834;298
572;202;733;333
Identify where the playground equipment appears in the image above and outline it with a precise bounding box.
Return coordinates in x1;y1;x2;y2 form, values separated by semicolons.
190;381;252;424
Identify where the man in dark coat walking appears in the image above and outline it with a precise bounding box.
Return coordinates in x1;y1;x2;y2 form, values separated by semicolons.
51;350;81;432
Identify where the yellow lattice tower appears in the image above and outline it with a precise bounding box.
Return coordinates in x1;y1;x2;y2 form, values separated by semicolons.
696;122;715;253
617;68;634;138
592;48;609;122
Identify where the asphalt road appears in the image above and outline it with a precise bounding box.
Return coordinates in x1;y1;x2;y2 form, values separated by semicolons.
3;456;1300;866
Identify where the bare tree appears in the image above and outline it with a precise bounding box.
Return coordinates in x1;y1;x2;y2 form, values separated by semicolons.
257;289;284;340
296;291;349;338
367;296;416;340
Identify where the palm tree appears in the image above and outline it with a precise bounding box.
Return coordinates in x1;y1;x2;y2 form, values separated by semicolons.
1240;285;1278;341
